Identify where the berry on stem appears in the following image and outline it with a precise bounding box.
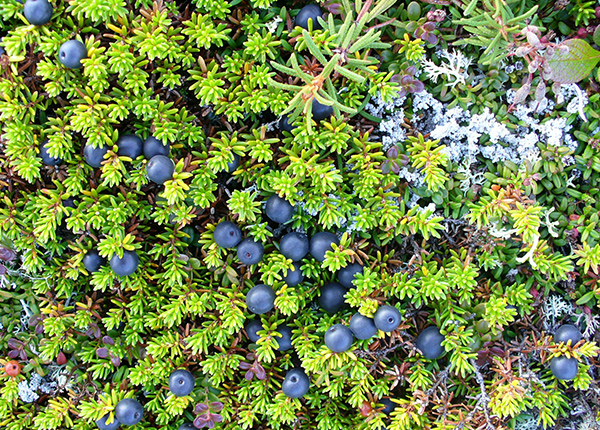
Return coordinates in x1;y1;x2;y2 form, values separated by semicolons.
280;232;309;261
39;140;61;166
213;221;242;248
283;262;304;287
245;319;263;343
237;239;264;265
83;144;110;168
265;194;294;224
318;282;347;314
554;324;581;345
282;369;310;398
146;155;175;184
143;136;170;158
168;369;195;397
550;356;579;380
116;135;143;159
114;398;144;426
110;250;139;277
83;249;105;273
58;40;87;69
96;414;120;430
373;305;401;332
246;284;276;314
309;232;339;262
349;313;378;340
338;263;363;288
415;326;445;359
324;324;354;353
295;4;323;30
23;0;53;26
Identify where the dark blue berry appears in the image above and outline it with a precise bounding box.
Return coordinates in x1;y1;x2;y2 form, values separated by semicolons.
23;0;53;26
237;239;264;265
110;250;139;277
265;194;294;224
280;232;309;261
83;144;110;168
213;221;242;248
143;136;170;159
226;154;240;173
295;4;323;30
246;284;275;314
380;398;397;415
318;282;347;314
245;319;263;343
416;326;445;359
39;140;62;165
349;313;378;340
309;232;339;262
312;99;333;122
276;325;293;351
168;369;195;397
550;356;579;380
179;424;195;430
146;155;175;184
373;305;401;332
83;249;105;273
58;40;87;69
338;263;363;288
282;369;310;398
117;135;143;159
114;398;144;426
96;413;120;430
283;262;304;287
554;324;581;345
279;115;296;133
324;324;354;353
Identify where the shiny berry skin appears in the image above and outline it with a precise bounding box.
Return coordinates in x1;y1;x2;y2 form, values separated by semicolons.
550;356;579;380
309;232;339;262
146;155;175;184
110;250;139;277
318;282;347;314
143;136;170;158
245;319;263;342
226;154;240;173
279;115;296;133
237;239;264;265
265;194;294;224
246;284;276;314
554;324;581;345
282;369;310;398
83;249;105;273
295;4;323;30
349;313;378;340
83;144;110;168
58;40;87;69
23;0;53;26
596;6;600;19
276;324;293;351
114;398;144;426
117;134;143;159
577;27;588;38
312;99;333;121
338;263;363;288
280;232;309;261
416;326;445;359
213;221;242;248
4;361;20;377
96;414;120;430
179;424;195;430
373;305;401;332
283;262;304;287
380;398;397;415
39;140;62;165
324;324;354;353
168;369;195;397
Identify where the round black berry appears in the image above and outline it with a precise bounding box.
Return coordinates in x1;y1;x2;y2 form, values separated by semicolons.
237;239;264;265
146;155;175;184
226;154;240;173
295;4;323;30
179;424;195;430
282;369;310;398
114;398;144;426
283;262;304;287
279;115;296;133
246;284;276;314
554;324;581;345
324;324;354;353
550;356;579;380
83;144;110;168
58;40;87;69
276;325;293;351
110;250;139;277
117;134;143;159
309;232;339;262
380;397;397;415
143;136;170;159
318;282;347;314
373;305;401;333
280;232;309;261
245;319;263;343
349;313;378;340
168;369;195;397
416;326;445;359
312;99;333;122
23;0;53;26
96;413;120;430
39;140;62;166
83;249;105;273
338;263;363;289
265;194;294;224
213;221;242;248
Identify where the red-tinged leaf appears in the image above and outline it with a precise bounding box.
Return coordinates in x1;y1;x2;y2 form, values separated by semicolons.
57;351;67;365
109;353;121;367
212;414;223;423
194;416;208;428
546;39;600;84
7;338;21;349
96;348;109;358
8;350;19;359
102;336;115;345
244;370;254;381
194;403;209;414
254;365;266;380
239;361;251;370
210;402;223;412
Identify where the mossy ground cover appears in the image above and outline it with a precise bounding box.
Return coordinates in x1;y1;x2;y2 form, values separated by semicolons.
1;0;600;429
